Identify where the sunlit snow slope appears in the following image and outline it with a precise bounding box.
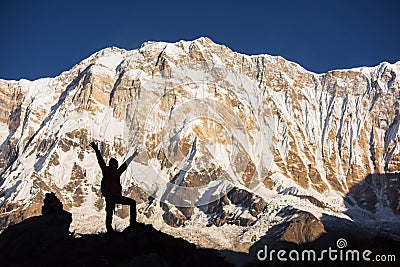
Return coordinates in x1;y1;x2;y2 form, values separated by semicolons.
0;37;399;251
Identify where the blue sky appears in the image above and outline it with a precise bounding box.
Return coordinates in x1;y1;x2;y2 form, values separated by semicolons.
0;0;399;80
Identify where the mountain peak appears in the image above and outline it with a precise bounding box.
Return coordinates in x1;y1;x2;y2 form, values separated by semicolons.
0;37;399;253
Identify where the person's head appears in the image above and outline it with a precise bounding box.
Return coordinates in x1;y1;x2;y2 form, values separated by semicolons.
109;158;118;169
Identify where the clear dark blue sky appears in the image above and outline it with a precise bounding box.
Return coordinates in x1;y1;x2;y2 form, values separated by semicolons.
0;0;399;80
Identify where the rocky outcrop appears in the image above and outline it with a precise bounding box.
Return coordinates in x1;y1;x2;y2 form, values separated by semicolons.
346;173;400;214
0;192;72;261
163;207;187;227
227;188;267;217
0;220;233;267
206;187;267;227
280;211;326;244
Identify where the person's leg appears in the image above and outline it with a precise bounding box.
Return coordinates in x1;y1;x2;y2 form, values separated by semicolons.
105;197;115;232
129;201;137;226
114;196;137;226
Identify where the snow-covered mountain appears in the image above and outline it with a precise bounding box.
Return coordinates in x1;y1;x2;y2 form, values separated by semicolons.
0;37;399;251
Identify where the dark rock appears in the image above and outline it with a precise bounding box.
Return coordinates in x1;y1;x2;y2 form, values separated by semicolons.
0;192;72;263
213;210;229;227
0;221;234;267
249;197;267;217
207;193;229;214
144;205;155;218
298;195;327;209
280;211;326;244
178;206;195;219
227;188;267;217
207;187;266;227
163;208;186;227
129;253;168;267
227;188;252;206
235;216;255;227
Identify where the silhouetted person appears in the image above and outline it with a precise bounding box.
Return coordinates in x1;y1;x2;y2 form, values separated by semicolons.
89;142;138;233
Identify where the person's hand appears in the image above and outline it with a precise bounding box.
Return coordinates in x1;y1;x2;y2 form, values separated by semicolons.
89;142;99;151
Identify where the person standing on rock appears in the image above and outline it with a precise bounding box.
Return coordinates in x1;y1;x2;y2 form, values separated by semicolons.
89;142;138;233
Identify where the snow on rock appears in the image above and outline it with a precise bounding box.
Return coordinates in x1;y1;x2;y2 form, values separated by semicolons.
0;37;399;251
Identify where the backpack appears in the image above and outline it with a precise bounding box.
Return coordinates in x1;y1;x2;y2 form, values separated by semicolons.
101;175;122;197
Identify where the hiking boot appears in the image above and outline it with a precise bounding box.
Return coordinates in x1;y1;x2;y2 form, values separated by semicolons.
106;226;114;234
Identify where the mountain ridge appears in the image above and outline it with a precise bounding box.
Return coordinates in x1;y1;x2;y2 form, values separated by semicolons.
0;37;399;252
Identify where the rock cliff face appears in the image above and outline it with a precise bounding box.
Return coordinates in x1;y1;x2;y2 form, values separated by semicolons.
0;37;399;251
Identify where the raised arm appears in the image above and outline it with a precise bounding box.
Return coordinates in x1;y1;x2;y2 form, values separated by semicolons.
89;142;106;171
118;149;139;173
